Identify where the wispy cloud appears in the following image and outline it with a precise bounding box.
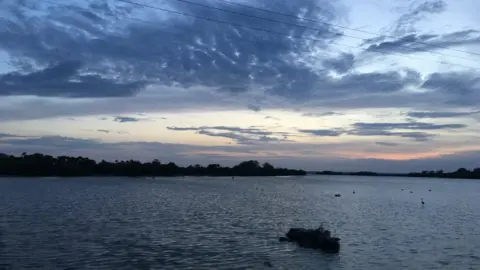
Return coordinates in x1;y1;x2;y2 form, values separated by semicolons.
296;121;466;142
297;129;344;136
113;116;148;123
265;116;281;121
247;104;262;112
167;125;292;144
0;60;145;98
351;122;466;131
375;142;400;147
346;121;466;141
406;110;480;118
302;112;343;117
365;30;480;55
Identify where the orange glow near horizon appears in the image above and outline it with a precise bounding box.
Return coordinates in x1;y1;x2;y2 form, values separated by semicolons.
186;149;450;161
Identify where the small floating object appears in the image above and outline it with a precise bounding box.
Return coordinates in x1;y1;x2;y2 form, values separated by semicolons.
334;193;341;197
353;190;355;194
421;198;425;205
263;261;273;267
410;191;413;193
401;188;404;191
429;189;432;192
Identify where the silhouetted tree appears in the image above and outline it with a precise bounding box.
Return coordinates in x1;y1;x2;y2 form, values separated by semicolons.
315;167;480;180
0;153;306;177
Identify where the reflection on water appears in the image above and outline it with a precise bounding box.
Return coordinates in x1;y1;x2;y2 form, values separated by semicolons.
1;175;479;269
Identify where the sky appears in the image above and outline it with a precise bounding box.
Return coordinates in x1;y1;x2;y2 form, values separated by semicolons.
0;0;479;172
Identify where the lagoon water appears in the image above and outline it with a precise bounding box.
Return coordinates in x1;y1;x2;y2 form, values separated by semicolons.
1;175;479;269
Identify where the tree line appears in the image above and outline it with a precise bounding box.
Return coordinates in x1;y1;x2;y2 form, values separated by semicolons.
406;168;480;179
0;152;306;177
316;168;480;180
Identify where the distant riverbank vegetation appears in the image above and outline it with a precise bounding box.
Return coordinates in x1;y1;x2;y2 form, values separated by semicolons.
316;168;480;180
0;153;306;177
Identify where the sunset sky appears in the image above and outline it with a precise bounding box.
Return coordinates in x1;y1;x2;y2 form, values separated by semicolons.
1;0;479;172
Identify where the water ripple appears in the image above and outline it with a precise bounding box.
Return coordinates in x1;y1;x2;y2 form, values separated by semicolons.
1;176;479;269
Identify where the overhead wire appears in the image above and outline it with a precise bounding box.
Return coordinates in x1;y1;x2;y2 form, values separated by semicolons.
8;0;480;71
161;0;478;62
116;0;480;70
212;0;480;58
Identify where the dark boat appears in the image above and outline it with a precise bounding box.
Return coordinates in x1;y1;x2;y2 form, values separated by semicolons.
279;226;340;253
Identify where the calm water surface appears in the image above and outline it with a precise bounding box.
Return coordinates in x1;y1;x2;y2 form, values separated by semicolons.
1;175;479;269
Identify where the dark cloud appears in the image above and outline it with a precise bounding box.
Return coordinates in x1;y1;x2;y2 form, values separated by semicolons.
296;120;465;141
351;122;466;131
351;130;433;141
297;127;432;141
247;104;262;112
166;126;200;131
321;53;355;73
406;110;480;118
347;121;466;142
167;125;291;144
375;142;400;147
265;116;281;121
364;0;447;44
0;0;477;124
0;0;342;99
1;135;101;149
0;133;29;139
393;0;447;35
302;112;342;117
309;69;422;99
420;72;480;105
365;30;480;55
114;116;144;123
0;0;429;118
170;125;291;136
197;130;286;144
297;129;343;136
0;60;146;98
197;130;251;142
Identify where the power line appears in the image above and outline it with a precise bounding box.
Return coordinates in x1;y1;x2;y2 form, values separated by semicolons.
213;0;480;58
14;0;480;71
39;0;347;69
163;0;477;62
117;0;480;70
41;0;172;29
3;1;476;99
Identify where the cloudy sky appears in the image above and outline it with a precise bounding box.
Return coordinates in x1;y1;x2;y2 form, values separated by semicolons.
1;0;479;172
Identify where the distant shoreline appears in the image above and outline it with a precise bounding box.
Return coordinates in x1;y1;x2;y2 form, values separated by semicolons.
0;153;306;177
314;170;480;180
2;152;478;179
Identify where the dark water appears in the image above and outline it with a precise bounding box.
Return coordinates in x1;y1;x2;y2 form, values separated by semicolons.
1;175;479;269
